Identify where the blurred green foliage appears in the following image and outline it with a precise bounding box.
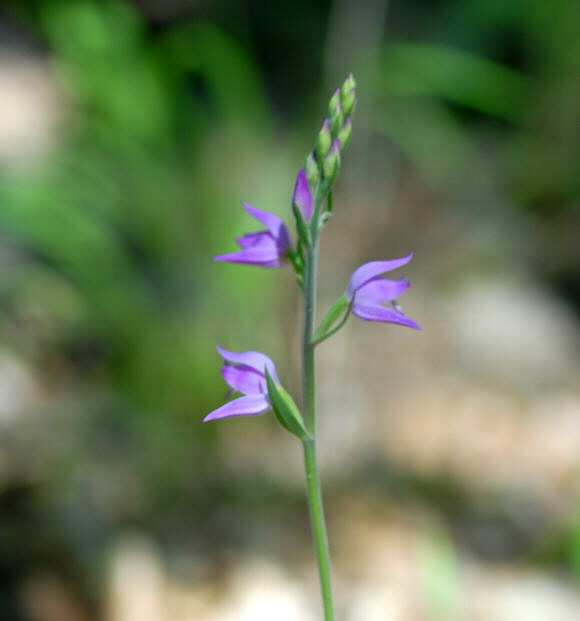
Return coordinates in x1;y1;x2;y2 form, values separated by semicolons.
0;0;285;550
372;0;580;215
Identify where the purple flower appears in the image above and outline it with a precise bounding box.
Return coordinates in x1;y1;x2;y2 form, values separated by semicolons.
203;346;279;421
348;254;420;329
292;169;314;221
213;203;291;268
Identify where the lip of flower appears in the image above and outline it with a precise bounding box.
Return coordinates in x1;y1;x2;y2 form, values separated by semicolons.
203;346;279;421
348;254;420;329
213;203;291;268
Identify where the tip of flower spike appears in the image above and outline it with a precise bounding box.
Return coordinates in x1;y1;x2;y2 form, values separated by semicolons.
341;87;357;118
342;74;356;95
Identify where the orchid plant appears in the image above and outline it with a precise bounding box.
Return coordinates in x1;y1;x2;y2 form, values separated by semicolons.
205;75;419;619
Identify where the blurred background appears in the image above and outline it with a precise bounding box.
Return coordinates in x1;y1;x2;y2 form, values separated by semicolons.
0;0;579;619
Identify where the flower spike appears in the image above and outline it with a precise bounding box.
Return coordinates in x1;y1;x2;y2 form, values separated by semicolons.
205;74;423;619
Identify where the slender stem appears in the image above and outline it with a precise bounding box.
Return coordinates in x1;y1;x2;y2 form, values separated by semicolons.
302;243;318;430
303;439;335;620
301;228;336;619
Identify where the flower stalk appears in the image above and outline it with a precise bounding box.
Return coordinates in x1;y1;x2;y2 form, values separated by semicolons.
204;74;420;619
300;203;336;619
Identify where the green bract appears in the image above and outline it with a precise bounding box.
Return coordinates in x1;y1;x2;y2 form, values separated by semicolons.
265;368;311;441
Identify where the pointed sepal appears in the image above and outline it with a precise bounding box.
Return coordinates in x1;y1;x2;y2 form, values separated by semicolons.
340;74;357;117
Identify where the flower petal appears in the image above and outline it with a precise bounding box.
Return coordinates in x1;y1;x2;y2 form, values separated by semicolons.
355;278;410;304
203;394;271;421
222;364;266;395
217;346;279;383
236;231;272;249
292;169;314;221
348;255;414;296
243;203;291;252
213;237;283;267
352;301;420;329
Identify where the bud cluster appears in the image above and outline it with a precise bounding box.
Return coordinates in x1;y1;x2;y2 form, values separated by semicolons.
307;74;357;190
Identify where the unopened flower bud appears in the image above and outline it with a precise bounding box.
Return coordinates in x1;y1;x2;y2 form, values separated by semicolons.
323;139;341;183
292;169;314;221
316;119;332;159
305;152;319;187
341;73;356;100
328;88;341;121
341;88;357;118
330;102;344;136
337;117;353;150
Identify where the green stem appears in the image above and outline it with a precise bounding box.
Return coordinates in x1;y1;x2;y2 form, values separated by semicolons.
302;244;318;430
303;439;335;620
301;228;336;619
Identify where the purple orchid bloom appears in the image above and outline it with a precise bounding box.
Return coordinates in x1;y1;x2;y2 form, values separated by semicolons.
348;254;420;329
213;203;291;268
203;346;279;421
292;169;314;221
